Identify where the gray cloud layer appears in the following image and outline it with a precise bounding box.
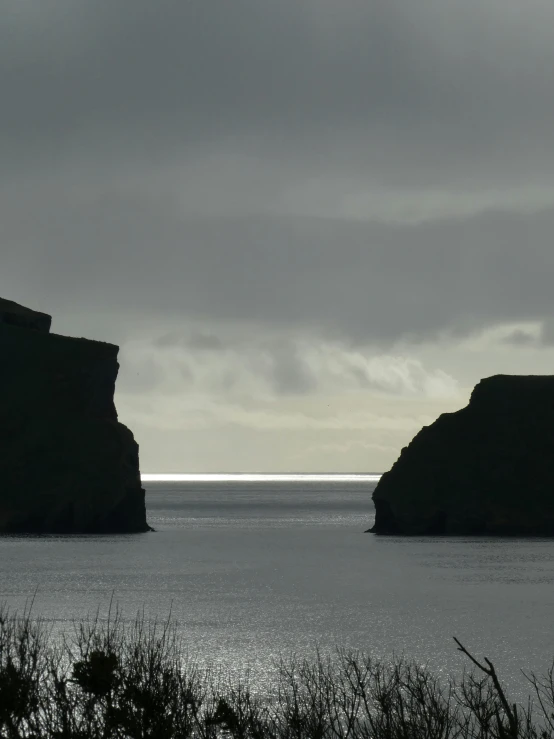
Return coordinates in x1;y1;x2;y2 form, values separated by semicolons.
3;0;553;470
2;0;554;196
3;1;554;344
4;200;554;344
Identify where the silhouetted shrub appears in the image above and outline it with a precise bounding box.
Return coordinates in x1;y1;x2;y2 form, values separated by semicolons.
0;600;553;738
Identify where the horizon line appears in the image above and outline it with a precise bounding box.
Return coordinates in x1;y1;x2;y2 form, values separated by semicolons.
141;473;382;482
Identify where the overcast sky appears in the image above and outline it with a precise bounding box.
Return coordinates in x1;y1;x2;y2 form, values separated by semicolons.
3;0;554;472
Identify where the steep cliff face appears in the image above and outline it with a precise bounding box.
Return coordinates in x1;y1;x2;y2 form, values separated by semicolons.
370;375;554;536
0;299;150;533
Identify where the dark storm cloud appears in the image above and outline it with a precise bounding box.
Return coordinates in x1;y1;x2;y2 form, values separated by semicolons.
3;191;554;344
155;331;227;351
187;333;226;352
500;329;538;347
3;0;554;183
539;321;554;347
2;0;554;346
267;341;316;396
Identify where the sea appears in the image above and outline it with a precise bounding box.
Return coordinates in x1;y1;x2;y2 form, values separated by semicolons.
1;474;554;706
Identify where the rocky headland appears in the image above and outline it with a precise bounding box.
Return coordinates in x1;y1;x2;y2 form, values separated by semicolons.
0;297;150;533
370;374;554;536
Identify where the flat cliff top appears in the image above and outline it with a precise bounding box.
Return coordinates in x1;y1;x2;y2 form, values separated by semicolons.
469;374;554;412
0;296;47;315
0;297;52;333
0;321;119;361
0;296;118;357
0;298;120;422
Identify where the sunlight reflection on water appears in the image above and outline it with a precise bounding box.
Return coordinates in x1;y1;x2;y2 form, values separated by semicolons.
1;478;554;707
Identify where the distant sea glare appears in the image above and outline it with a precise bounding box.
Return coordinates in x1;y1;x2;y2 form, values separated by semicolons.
1;473;554;704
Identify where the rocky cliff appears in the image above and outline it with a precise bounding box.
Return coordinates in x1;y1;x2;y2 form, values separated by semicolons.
370;375;554;536
0;298;150;533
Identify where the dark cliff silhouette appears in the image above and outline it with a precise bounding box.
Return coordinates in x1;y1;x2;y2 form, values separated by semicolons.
0;297;150;533
370;374;554;536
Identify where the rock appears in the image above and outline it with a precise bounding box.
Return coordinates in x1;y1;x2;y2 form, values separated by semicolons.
0;298;151;533
0;297;52;333
369;375;554;536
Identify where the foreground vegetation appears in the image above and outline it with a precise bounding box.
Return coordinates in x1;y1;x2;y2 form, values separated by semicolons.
1;603;554;738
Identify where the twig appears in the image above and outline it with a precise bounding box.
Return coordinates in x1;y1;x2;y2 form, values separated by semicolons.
454;637;520;738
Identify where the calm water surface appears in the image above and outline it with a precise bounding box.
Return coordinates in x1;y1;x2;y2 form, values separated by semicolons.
1;476;554;702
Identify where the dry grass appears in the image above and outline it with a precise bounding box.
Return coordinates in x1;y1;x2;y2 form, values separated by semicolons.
0;601;552;738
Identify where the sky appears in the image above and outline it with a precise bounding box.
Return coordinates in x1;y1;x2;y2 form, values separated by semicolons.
3;0;554;473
